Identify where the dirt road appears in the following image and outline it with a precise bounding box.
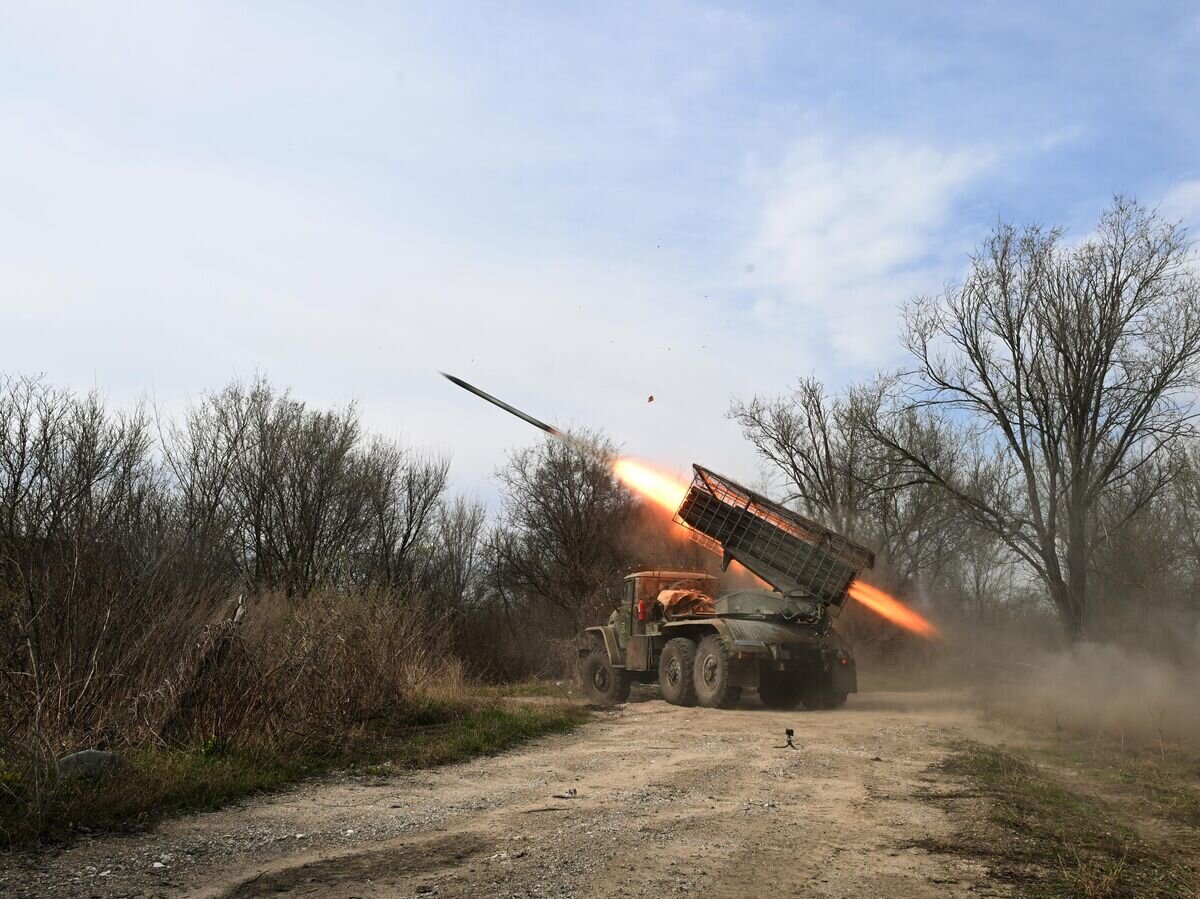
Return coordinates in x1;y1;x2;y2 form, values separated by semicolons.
2;692;1010;898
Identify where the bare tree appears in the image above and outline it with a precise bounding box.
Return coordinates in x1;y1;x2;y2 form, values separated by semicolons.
360;440;450;592
731;379;967;587
423;495;488;615
862;199;1200;638
729;378;869;537
160;382;248;585
167;378;449;597
488;432;633;632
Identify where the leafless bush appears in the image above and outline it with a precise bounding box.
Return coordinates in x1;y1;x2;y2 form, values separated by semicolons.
153;592;464;751
0;376;226;753
488;432;634;635
1;373;470;819
162;378;449;597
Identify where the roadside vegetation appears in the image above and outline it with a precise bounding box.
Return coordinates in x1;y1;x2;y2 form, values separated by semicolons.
1;700;584;846
909;642;1200;897
0;375;603;849
0;359;713;850
925;740;1199;898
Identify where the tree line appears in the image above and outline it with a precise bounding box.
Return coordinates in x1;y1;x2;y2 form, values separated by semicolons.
733;199;1200;650
3;197;1198;765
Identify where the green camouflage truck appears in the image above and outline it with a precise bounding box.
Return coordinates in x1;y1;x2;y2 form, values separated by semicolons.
580;465;874;710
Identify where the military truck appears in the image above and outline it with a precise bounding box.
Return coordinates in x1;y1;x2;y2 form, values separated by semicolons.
580;465;874;710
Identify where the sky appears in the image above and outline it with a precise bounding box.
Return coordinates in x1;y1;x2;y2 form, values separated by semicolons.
3;2;1199;503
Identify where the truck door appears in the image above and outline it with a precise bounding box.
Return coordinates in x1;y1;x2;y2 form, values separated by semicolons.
616;578;635;648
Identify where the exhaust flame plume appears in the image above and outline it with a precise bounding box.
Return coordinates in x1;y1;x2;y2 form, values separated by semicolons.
611;456;939;640
846;580;939;639
612;458;688;513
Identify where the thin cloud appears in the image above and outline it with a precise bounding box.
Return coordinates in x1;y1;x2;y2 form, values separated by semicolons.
3;3;1198;504
745;137;994;364
1162;179;1200;226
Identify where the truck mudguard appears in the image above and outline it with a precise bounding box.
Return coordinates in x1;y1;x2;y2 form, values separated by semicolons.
584;625;623;666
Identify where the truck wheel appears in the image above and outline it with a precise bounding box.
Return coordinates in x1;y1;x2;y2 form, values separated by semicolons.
581;651;631;705
800;682;824;711
659;638;697;706
693;634;739;708
758;671;802;709
800;680;848;710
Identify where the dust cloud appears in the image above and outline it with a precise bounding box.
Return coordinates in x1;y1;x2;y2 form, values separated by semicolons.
980;638;1200;747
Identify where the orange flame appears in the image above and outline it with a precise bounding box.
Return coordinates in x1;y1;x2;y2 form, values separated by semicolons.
612;457;939;639
846;580;939;639
612;458;688;514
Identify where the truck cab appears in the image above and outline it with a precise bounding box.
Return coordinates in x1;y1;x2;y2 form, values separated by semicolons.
612;569;717;647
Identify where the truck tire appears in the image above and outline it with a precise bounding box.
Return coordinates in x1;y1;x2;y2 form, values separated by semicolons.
659;638;697;706
799;679;848;710
800;682;824;711
693;634;739;708
758;670;802;709
581;651;630;705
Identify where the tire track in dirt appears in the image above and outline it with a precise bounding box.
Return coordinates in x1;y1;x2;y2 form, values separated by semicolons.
1;692;1013;898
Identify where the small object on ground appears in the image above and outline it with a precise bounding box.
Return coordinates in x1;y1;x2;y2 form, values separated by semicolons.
57;749;126;779
777;728;798;750
871;756;883;762
552;788;578;799
647;395;654;403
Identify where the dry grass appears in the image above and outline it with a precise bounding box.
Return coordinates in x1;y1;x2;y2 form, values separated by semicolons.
934;645;1200;894
1033;731;1200;831
924;743;1198;898
0;701;586;847
1;593;590;848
